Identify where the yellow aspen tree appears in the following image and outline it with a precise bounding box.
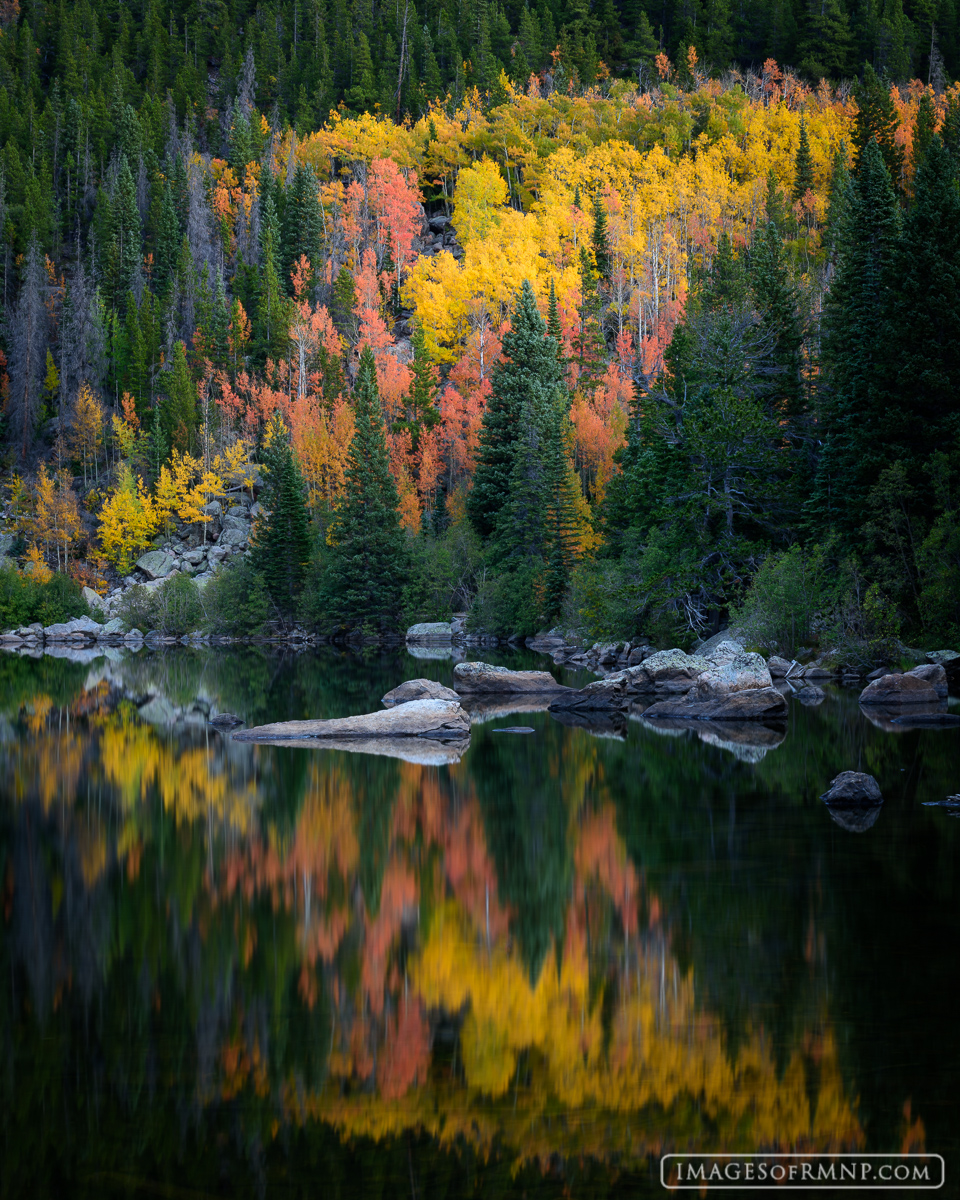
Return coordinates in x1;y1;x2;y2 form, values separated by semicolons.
32;464;57;568
23;543;52;583
51;470;82;570
70;383;105;486
98;464;159;574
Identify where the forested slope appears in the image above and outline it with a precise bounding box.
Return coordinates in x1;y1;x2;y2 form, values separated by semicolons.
0;0;957;653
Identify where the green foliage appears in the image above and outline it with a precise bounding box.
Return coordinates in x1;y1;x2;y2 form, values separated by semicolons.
731;543;835;656
119;573;204;635
400;521;484;627
252;413;312;618
308;346;409;634
0;564;91;630
202;560;273;635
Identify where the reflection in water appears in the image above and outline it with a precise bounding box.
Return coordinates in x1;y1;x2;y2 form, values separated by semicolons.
1;648;958;1195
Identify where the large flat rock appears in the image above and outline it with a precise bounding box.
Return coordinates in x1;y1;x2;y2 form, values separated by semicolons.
406;622;453;643
453;661;566;694
233;698;470;742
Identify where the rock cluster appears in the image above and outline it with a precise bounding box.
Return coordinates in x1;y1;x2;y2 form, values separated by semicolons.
859;663;948;706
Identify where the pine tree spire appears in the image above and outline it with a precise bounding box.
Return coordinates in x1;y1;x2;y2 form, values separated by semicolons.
252;411;312;617
793;118;814;202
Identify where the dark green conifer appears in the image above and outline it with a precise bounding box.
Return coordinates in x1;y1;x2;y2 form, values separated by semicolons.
160;340;197;453
315;346;409;631
468;280;564;538
853;63;904;184
591;191;610;278
793;118;814;201
252;411;312;617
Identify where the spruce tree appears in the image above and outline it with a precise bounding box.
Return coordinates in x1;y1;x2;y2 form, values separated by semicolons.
911;90;936;175
316;346;409;631
105;154;142;311
591;191;610;278
793;118;814;201
468;280;563;538
252;411;312;617
407;322;440;442
812;138;900;534
884;136;960;469
853;63;904;184
750;221;803;417
547;278;562;345
280;162;323;290
160;340;197;453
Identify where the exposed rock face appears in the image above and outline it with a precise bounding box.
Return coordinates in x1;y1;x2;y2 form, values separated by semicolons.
821;771;883;805
628;648;711;695
233;698;471;742
453;661;567;694
82;586;108;613
381;678;460;707
137;550;177;580
406;622;453;644
767;656;792;678
905;662;948;699
549;673;630;711
641;686;788;721
44;615;103;641
859;672;941;706
695;648;773;694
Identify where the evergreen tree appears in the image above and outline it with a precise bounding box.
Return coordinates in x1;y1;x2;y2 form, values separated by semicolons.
547;277;563;346
824;142;852;262
573;245;606;390
160;340;197;453
853;63;904;185
280;162;323;289
252;411;312;617
911;89;936;175
591;191;610;278
813;138;900;534
407;322;440;441
468;280;563;538
793;118;814;202
315;345;409;631
751;221;803;417
884;136;960;469
701;231;748;312
105;154;142;310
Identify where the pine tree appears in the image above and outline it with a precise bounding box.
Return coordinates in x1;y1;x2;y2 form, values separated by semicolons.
701;231;748;312
591;191;610;278
793;118;814;201
884;136;960;470
316;345;410;631
160;340;197;454
853;63;904;185
105;154;142;310
573;246;606;390
280;162;323;290
751;221;803;417
542;392;586;620
824;142;852;263
547;278;563;346
911;89;936;176
154;182;180;295
252;411;312;617
407;322;440;441
812;138;900;534
468;280;564;538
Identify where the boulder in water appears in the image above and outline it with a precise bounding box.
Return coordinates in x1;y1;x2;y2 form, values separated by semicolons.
453;661;568;695
859;671;941;706
821;771;883;805
233;698;471;742
382;678;460;707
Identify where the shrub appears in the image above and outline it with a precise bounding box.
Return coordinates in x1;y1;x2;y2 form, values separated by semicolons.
0;563;91;630
469;563;546;637
118;573;204;635
731;544;834;656
202;560;272;635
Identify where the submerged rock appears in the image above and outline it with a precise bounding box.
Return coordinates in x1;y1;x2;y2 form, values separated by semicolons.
209;712;244;728
826;804;883;833
453;661;568;694
821;771;883;805
381;678;460;707
233;697;471;742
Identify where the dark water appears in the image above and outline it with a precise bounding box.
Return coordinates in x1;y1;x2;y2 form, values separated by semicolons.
1;646;958;1198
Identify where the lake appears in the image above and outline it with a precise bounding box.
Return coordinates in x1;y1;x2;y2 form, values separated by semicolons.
1;646;958;1198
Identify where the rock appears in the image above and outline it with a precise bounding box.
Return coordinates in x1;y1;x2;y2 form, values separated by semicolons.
891;712;960;727
209;712;244;727
453;661;568;695
450;614;468;637
382;678;460;707
696;647;773;693
137;550;177;580
549;674;630;711
124;628;144;642
0;532;15;556
905;662;948;699
97;618;124;637
81;586;108;613
234;697;471;742
859;672;942;706
202;501;222;517
460;696;555;723
218;525;248;548
44;615;102;641
406;621;453;644
525;630;568;652
182;547;207;566
821;771;883;805
803;664;835;678
641;686;788;722
926;649;960;690
207;546;228;566
626;646;649;666
220;513;249;533
596;642;622;666
246;735;469;765
767;655;792;678
866;667;886;681
623;648;712;695
797;685;826;705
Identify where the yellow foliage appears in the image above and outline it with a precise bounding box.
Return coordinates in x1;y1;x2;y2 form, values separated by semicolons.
22;542;52;583
98;463;159;573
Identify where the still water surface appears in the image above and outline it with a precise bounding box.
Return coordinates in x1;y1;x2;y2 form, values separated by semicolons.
1;647;958;1198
